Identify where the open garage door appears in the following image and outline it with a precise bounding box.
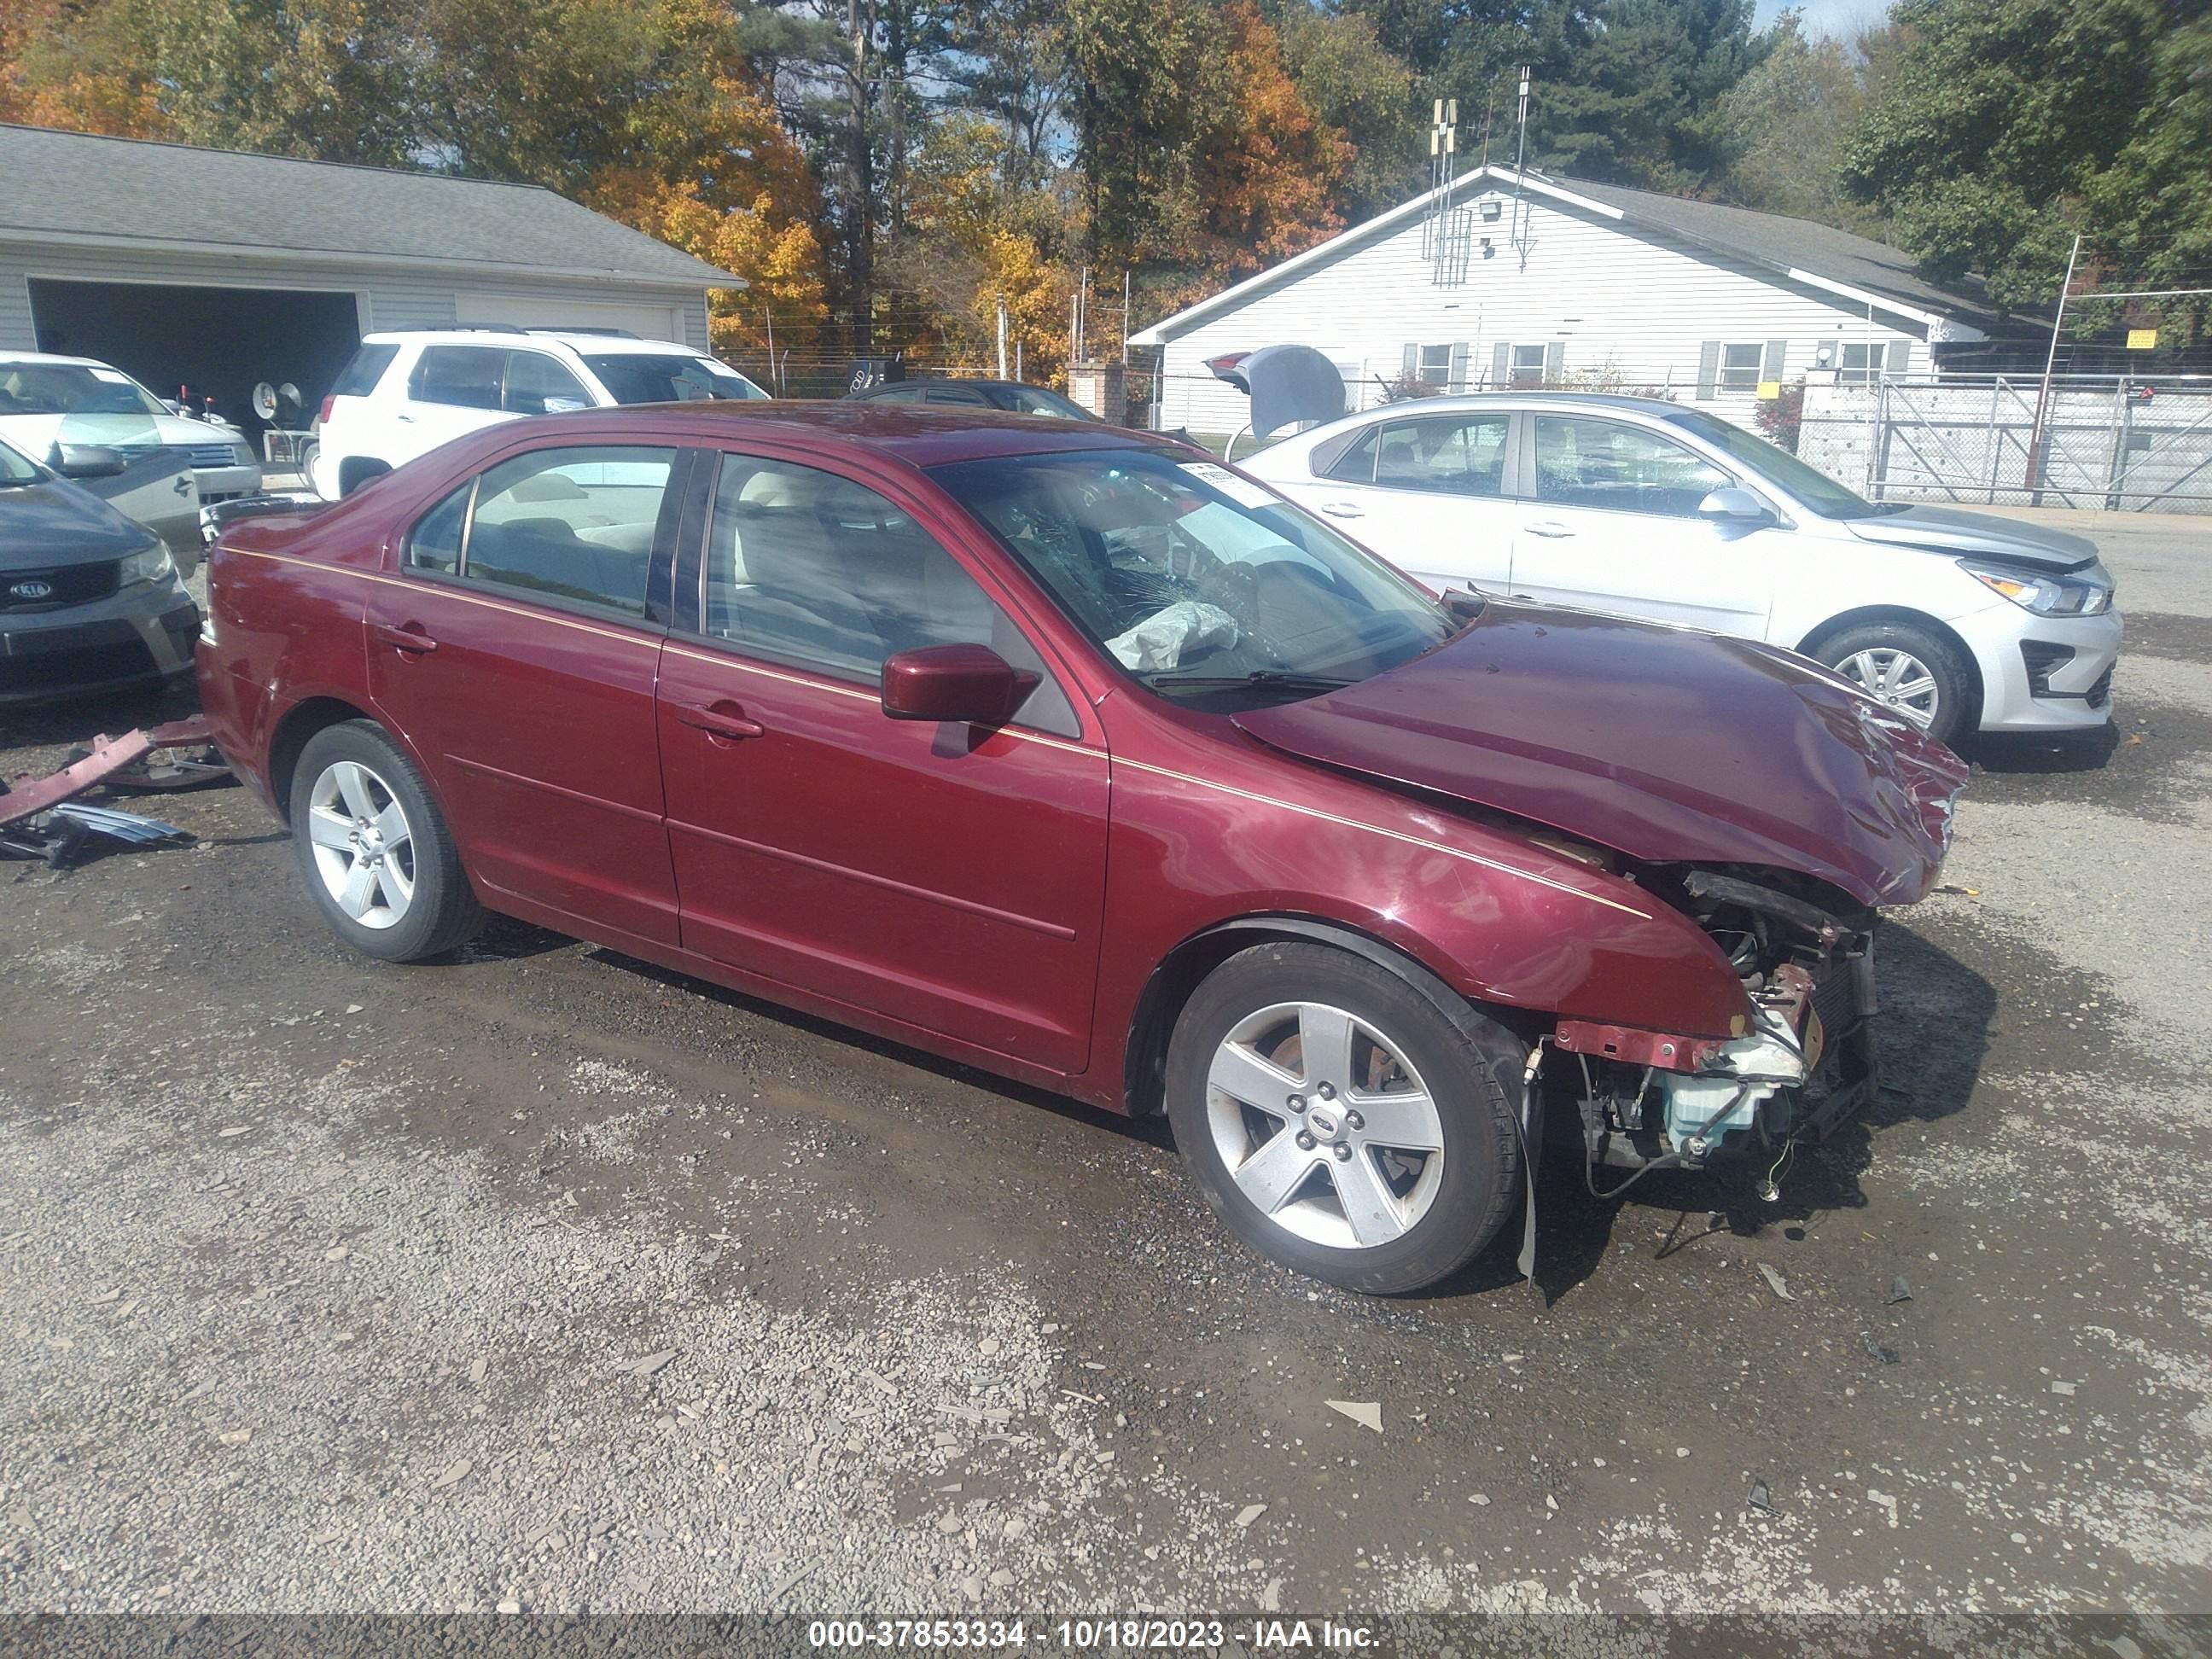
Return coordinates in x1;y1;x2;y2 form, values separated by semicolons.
454;292;686;343
29;278;364;448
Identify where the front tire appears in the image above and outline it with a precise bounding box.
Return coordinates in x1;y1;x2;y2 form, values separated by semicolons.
1813;620;1973;747
288;721;483;962
1164;941;1523;1294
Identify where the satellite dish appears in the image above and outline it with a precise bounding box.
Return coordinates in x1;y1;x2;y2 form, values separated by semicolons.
277;382;301;415
252;381;280;421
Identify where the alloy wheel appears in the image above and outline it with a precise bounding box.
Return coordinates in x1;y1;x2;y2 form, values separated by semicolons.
304;760;416;930
1837;646;1941;730
1205;1001;1447;1249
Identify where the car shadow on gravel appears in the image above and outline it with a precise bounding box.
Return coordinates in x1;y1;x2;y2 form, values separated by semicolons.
579;944;1180;1152
1468;919;2000;1307
0;678;200;757
1958;722;2120;775
1962;698;2209;824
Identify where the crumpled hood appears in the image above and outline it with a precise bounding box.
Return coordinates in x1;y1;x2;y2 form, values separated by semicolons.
1844;504;2098;572
1234;602;1970;908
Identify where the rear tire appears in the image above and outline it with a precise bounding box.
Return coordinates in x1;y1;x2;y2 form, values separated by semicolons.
1164;941;1522;1294
1813;620;1973;747
288;721;482;962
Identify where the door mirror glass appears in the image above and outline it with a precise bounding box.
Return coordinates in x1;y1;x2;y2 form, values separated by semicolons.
52;444;127;479
881;643;1039;725
1697;486;1773;525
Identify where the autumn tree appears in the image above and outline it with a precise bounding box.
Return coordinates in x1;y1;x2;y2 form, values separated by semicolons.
1274;3;1424;220
0;0;413;154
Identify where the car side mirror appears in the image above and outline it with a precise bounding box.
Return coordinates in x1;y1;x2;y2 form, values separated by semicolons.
1697;486;1773;527
881;643;1039;725
52;444;127;480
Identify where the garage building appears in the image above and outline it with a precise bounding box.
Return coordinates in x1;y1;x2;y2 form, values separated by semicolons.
0;124;739;444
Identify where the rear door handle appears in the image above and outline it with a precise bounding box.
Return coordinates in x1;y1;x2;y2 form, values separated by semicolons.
371;621;438;654
1522;520;1575;538
1318;500;1365;518
676;701;765;742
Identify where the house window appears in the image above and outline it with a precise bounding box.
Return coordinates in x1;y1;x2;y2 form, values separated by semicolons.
1718;343;1765;392
1839;343;1884;384
1417;344;1453;387
1511;343;1548;388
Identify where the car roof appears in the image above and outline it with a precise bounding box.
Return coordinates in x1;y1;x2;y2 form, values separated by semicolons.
362;329;703;354
535;399;1167;467
1352;392;1693;418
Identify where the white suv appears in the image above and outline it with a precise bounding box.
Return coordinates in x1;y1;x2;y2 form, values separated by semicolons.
310;329;768;499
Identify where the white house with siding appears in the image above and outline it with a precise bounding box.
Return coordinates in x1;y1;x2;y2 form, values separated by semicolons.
0;124;738;442
1133;164;2024;438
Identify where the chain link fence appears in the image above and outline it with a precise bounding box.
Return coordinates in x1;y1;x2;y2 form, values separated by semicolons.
1799;376;2212;514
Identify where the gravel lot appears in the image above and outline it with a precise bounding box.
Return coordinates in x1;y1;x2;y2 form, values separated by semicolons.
2;509;2209;1621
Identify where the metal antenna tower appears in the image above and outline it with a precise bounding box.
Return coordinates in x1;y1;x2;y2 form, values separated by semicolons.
1424;98;1461;282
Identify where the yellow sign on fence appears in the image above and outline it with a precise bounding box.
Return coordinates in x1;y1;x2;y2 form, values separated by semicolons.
2127;329;2160;351
1755;380;1782;400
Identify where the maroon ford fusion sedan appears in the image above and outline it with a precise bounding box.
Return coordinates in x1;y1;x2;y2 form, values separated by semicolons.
196;403;1966;1293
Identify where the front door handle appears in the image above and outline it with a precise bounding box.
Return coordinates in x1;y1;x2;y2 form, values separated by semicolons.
173;475;194;496
1318;500;1365;518
1522;520;1575;538
371;621;438;654
676;701;765;742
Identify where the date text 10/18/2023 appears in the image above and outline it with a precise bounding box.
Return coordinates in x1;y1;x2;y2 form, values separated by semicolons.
806;1619;1380;1650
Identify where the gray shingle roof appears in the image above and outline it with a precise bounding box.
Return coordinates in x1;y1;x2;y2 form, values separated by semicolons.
0;124;741;288
1546;172;2015;334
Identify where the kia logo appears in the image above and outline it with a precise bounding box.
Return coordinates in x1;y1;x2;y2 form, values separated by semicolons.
8;580;54;601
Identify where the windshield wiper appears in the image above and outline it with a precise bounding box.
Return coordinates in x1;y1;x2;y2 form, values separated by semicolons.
1141;669;1355;692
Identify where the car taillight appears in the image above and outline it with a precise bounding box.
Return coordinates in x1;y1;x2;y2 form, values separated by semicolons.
1205;352;1249;375
317;395;335;425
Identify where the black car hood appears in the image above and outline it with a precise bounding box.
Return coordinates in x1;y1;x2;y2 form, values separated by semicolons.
1233;603;1971;908
0;475;154;568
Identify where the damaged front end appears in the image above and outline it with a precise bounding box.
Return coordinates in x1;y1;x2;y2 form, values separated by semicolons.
1554;866;1882;1182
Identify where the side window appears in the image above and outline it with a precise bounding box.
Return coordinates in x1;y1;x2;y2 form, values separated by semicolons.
701;455;1077;736
923;385;989;405
503;352;591;416
405;481;472;574
1317;428;1378;484
1534;418;1729;519
1372;414;1509;497
460;445;677;617
409;346;505;411
865;383;928;404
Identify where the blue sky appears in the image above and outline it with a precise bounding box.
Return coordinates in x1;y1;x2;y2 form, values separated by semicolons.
1754;0;1890;34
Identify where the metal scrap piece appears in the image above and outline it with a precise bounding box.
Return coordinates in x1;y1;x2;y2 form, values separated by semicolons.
0;730;154;827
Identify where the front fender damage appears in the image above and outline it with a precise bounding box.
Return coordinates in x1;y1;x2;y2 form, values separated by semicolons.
1548;862;1886;1185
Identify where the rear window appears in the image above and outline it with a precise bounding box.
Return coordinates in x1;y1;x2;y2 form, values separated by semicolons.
331;343;399;399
